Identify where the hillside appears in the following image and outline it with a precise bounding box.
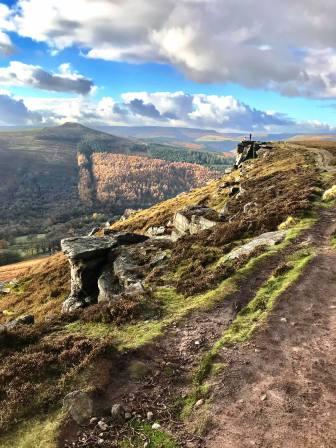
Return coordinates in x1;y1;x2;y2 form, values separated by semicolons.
2;140;336;447
0;123;226;263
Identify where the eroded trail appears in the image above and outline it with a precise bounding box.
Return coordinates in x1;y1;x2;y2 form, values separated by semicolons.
205;155;336;447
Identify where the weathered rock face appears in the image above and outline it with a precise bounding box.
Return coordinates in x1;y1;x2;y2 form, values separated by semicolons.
97;239;171;303
235;140;260;167
63;390;93;425
97;265;120;303
171;206;219;241
61;233;148;312
226;230;287;261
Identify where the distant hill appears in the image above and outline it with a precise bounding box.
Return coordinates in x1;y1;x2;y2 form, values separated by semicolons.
98;125;323;152
0;123;226;250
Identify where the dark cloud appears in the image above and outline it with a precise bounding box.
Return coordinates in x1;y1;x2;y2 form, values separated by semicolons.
0;94;41;125
0;61;94;94
128;99;162;119
32;67;93;94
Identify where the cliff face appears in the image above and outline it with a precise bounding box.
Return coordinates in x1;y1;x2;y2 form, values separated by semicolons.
2;140;334;448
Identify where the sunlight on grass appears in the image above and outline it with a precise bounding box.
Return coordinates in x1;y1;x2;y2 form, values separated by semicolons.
120;421;178;448
1;411;62;448
66;215;316;351
194;248;314;386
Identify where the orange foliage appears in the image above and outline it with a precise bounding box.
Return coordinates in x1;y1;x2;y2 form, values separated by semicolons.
92;153;219;207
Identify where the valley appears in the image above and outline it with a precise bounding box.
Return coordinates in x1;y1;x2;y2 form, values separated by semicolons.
0;123;231;266
1;139;335;447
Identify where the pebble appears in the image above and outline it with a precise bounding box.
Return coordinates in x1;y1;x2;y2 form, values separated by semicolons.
152;422;161;430
89;417;98;425
280;317;287;323
97;438;104;445
194;399;204;409
97;421;109;431
111;403;124;420
147;411;154;421
260;394;267;401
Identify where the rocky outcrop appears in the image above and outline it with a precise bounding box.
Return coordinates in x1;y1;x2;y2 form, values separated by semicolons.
226;230;287;261
61;233;148;312
98;239;171;302
171;205;219;241
0;314;34;332
146;226;166;238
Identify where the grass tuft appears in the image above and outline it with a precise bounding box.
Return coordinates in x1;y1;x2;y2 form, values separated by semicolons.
194;248;314;386
323;185;336;202
120;421;177;448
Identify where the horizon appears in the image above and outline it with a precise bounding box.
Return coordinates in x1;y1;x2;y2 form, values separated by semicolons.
0;1;336;133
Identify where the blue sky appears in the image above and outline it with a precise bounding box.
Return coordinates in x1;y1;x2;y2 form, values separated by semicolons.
0;0;336;132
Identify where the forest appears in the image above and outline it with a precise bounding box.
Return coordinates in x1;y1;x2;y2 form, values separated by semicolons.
91;153;219;207
147;143;233;169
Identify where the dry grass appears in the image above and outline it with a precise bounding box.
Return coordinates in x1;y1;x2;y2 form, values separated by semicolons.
0;256;49;282
0;253;69;323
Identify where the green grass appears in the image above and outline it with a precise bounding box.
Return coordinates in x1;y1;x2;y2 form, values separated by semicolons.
0;412;63;448
193;248;314;386
120;421;178;448
331;232;336;248
66;216;316;351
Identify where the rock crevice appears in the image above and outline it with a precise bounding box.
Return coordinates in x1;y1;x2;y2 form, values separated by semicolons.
61;233;148;313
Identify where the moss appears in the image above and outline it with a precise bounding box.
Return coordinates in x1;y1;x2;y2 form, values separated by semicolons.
194;248;314;386
331;232;336;248
278;216;299;230
323;185;336;201
0;411;63;448
120;421;178;448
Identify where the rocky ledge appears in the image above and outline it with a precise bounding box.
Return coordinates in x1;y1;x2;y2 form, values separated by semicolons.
61;233;148;313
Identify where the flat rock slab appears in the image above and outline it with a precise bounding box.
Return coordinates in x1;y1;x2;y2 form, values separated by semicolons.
226;230;287;261
61;233;148;260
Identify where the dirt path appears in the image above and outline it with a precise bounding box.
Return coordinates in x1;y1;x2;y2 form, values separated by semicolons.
288;143;336;172
205;152;336;447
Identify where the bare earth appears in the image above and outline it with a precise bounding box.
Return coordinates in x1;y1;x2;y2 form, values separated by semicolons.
206;207;336;448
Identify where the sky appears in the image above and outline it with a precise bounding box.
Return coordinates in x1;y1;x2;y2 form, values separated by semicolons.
0;0;336;132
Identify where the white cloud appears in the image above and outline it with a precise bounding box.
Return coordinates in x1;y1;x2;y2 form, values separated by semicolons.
7;0;336;98
0;4;14;54
0;61;94;94
19;90;335;133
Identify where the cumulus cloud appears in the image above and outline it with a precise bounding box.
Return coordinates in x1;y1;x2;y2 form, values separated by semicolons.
0;61;94;94
0;31;14;55
21;90;335;133
0;4;14;55
6;0;336;98
0;92;41;125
